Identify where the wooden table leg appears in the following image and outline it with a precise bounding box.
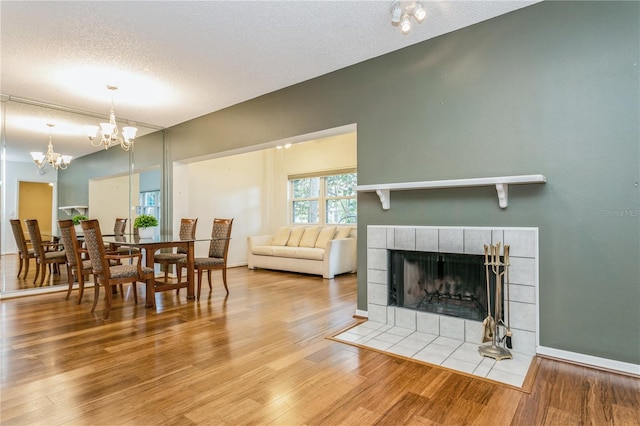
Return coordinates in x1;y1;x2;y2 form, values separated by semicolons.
186;241;195;300
145;247;156;308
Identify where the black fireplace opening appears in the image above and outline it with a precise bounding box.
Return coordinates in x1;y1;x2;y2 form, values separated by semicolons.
389;250;498;322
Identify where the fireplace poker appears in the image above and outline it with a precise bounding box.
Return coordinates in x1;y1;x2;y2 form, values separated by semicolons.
482;244;494;343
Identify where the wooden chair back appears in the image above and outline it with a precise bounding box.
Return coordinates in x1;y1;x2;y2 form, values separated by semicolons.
58;219;82;268
114;218;128;235
208;218;233;260
81;219;109;277
10;219;29;254
25;219;46;260
10;219;35;278
177;218;198;254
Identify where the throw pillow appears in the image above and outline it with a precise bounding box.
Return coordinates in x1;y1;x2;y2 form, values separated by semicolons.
314;226;336;248
334;227;352;239
286;227;305;247
299;226;320;248
271;226;291;246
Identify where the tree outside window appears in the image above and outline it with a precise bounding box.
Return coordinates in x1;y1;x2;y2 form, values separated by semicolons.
290;172;356;226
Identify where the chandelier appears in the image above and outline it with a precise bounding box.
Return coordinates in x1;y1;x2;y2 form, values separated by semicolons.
30;123;72;170
390;1;426;35
86;85;138;151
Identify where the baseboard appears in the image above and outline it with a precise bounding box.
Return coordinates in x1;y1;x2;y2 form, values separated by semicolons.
354;309;368;319
537;346;640;377
0;285;71;299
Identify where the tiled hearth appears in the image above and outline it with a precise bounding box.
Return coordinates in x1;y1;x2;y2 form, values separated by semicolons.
343;225;538;388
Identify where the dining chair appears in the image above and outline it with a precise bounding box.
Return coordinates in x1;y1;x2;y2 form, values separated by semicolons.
81;219;155;319
178;218;233;300
58;219;94;304
154;218;198;282
25;219;67;287
113;218;128;235
109;217;139;255
10;219;36;279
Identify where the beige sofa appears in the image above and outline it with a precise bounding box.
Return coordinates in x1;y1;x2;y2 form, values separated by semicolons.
247;225;357;279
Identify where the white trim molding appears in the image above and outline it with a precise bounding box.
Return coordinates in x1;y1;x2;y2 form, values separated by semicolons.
537;346;640;377
355;309;369;318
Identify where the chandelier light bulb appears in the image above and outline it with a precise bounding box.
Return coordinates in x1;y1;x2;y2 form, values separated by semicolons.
122;126;138;143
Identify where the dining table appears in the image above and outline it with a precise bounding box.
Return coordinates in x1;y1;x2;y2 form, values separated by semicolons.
102;234;207;306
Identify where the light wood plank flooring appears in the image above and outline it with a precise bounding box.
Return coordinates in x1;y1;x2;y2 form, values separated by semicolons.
1;260;639;425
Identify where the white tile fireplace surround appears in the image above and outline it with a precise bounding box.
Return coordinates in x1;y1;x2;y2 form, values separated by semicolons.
360;225;539;387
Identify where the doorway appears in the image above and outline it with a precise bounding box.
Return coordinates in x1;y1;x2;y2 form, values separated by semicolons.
18;181;54;235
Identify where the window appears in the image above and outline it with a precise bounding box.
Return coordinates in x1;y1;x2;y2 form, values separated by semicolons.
289;171;357;225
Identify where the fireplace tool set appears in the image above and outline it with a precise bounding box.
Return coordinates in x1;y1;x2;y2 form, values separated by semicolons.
479;242;513;361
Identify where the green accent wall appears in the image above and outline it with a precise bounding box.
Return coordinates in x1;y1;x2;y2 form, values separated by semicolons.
58;131;164;219
68;1;639;364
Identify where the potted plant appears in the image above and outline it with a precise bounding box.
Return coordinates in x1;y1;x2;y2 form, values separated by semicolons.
134;214;158;238
72;215;88;234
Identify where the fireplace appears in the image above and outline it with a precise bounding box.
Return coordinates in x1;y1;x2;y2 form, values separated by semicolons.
366;226;539;356
388;250;490;322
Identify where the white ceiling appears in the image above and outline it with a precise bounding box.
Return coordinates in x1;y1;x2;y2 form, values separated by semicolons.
1;0;539;163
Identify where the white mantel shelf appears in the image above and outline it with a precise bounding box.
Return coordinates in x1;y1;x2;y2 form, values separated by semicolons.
356;174;546;210
59;205;88;216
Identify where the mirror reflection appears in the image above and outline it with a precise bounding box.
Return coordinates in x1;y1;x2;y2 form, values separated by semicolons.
1;98;163;294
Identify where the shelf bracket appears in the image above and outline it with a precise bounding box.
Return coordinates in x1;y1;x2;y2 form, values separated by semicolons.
376;189;391;210
495;183;508;209
59;206;88;216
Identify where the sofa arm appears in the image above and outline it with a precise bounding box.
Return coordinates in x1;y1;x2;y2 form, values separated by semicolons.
323;237;357;279
248;234;273;249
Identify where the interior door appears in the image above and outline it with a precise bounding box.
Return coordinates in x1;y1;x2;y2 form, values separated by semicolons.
18;181;53;235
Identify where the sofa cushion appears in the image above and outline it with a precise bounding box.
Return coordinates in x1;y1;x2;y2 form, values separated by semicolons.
334;226;352;239
286;227;305;247
295;247;325;261
314;226;336;248
272;226;291;246
252;246;274;256
272;246;299;258
299;226;320;248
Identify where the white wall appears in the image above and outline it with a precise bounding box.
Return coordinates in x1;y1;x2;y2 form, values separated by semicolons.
175;132;357;266
179;149;265;265
88;174;139;234
2;160;58;254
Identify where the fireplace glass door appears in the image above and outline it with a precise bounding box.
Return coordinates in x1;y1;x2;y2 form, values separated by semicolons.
389;250;490;322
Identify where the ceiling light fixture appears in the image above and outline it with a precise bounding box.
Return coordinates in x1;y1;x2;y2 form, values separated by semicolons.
390;1;426;35
30;123;72;170
86;85;138;151
390;2;402;23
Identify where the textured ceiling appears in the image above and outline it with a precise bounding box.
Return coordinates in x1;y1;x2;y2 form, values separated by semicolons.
1;0;539;163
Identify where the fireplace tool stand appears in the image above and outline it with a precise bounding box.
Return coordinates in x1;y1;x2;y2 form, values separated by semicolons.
479;242;512;361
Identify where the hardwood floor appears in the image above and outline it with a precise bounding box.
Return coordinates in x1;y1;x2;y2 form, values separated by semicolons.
1;261;639;425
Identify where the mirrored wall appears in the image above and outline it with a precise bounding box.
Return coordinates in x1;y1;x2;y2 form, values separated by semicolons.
1;97;165;295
